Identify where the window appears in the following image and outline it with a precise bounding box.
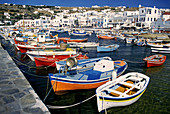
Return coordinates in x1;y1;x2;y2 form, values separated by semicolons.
148;18;149;21
148;9;151;14
154;18;156;21
155;10;157;14
151;18;152;21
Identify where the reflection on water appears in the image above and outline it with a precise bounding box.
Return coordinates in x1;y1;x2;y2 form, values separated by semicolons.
145;65;165;74
1;33;170;114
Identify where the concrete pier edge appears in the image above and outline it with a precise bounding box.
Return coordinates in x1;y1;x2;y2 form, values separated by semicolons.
0;35;50;114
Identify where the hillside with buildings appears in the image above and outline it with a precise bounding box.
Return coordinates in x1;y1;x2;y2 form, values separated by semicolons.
0;3;170;31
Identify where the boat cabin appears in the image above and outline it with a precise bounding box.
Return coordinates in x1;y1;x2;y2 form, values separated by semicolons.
94;60;114;72
37;33;46;42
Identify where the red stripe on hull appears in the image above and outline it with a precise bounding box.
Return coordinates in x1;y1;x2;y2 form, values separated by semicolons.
62;38;88;43
34;54;88;67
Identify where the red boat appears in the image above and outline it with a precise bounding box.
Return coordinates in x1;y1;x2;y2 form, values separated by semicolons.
143;54;166;67
14;38;28;45
34;54;88;67
17;44;60;53
57;37;70;44
60;38;88;43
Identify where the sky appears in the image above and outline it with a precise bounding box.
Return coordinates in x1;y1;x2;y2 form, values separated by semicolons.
0;0;170;8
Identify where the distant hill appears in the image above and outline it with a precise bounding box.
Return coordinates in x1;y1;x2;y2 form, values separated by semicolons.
0;3;139;25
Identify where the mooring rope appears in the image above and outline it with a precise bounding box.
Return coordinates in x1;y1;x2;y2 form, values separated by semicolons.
12;57;36;69
47;94;96;109
12;56;57;69
124;59;145;64
20;69;48;78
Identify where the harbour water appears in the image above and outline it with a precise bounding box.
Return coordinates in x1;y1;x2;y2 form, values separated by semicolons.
1;32;170;114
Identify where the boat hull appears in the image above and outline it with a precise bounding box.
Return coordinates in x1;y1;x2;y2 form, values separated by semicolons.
49;60;127;93
68;42;99;48
97;89;145;112
50;78;110;94
96;72;150;112
17;44;60;53
98;36;114;40
34;54;88;67
97;44;119;53
62;38;88;43
143;54;166;67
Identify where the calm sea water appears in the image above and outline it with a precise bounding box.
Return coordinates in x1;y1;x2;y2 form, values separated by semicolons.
1;32;170;114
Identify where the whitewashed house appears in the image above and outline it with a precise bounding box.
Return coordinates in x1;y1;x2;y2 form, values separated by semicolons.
162;12;170;21
103;12;124;29
14;19;35;27
151;12;170;32
137;6;161;28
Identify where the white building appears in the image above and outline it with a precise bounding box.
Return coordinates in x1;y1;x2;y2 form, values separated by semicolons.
162;12;170;21
92;5;100;8
123;11;139;23
151;12;170;32
103;12;124;29
4;12;10;19
15;19;35;27
137;6;161;28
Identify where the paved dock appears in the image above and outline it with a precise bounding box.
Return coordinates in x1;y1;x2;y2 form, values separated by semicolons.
0;42;50;113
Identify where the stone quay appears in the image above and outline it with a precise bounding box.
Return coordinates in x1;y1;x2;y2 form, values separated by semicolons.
0;41;50;113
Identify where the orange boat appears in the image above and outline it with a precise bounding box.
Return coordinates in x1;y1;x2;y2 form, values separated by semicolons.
61;38;88;43
98;35;114;40
48;59;128;94
143;54;166;67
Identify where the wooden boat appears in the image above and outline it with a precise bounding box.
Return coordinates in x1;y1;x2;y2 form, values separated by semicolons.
134;38;148;46
131;32;139;35
98;35;115;40
125;37;136;44
68;42;99;48
48;58;128;94
143;54;166;67
34;54;88;67
97;44;119;53
69;30;90;36
14;36;29;45
96;72;150;112
57;37;70;44
116;34;126;40
56;29;67;33
16;44;61;54
55;57;112;71
147;40;170;48
26;49;77;61
62;38;88;43
151;47;170;53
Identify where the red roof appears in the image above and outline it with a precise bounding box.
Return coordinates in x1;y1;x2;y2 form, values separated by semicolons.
163;12;170;15
166;19;170;21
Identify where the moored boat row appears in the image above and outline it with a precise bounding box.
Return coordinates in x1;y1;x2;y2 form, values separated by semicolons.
2;27;169;113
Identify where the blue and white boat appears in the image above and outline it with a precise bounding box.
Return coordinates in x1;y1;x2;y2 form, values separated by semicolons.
56;29;67;33
69;30;91;36
97;44;119;53
48;57;128;94
96;72;150;112
56;57;112;71
68;42;99;48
